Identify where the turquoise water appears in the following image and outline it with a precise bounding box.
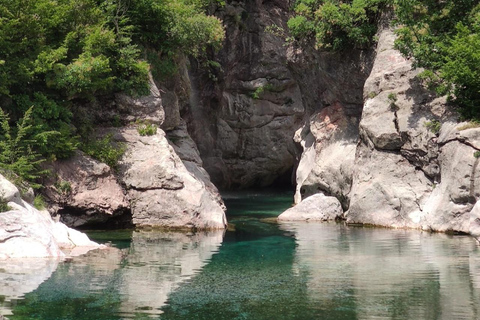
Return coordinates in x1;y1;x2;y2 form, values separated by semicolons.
2;191;480;319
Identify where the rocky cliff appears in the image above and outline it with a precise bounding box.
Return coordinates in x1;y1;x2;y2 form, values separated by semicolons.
183;1;370;190
44;76;227;230
37;2;480;239
289;22;480;240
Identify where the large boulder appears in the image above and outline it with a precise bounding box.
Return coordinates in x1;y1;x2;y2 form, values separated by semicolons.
293;103;359;208
0;174;101;259
278;193;343;221
346;25;480;234
43;151;129;228
115;127;227;229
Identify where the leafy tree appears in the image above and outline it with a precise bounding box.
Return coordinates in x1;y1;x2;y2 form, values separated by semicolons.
0;0;225;161
288;0;480;119
394;0;480;119
288;0;390;50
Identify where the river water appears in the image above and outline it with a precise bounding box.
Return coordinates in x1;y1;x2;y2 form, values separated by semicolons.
1;190;480;320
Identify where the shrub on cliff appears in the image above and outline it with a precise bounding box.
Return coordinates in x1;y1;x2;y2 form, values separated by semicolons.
0;107;49;188
0;0;225;160
288;0;390;50
288;0;480;119
394;0;480;119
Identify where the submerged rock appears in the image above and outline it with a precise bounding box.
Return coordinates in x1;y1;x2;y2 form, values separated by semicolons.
0;174;101;259
278;193;343;221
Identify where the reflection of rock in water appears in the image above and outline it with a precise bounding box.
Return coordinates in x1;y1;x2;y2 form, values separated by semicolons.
0;258;59;317
119;230;224;317
4;230;223;319
279;222;480;320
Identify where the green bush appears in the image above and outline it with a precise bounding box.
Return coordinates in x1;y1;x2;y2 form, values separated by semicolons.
0;195;11;212
0;107;50;188
54;180;72;196
81;134;126;170
287;0;390;50
424;120;441;135
0;0;225;161
33;194;46;210
137;122;158;136
394;1;480;120
474;151;480;159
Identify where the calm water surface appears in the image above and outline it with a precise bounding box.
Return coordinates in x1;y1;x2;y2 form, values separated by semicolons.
1;190;480;320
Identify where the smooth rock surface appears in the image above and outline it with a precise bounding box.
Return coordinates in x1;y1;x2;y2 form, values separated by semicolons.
278;193;343;221
114;73;165;125
294;103;359;207
0;174;101;259
470;201;480;242
116;127;227;229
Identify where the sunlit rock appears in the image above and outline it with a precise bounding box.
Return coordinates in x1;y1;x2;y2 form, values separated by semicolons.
278;193;343;221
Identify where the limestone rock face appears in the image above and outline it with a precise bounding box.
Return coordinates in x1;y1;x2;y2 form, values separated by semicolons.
115;127;227;229
114;73;164;125
293;103;359;207
184;1;305;189
278;193;343;221
175;1;371;190
346;26;480;233
0;174;101;259
43;151;129;228
470;201;480;242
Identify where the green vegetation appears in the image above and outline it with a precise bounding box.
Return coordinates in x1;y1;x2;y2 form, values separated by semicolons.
458;121;480;131
33;195;46;210
0;196;10;212
137;122;158;136
252;83;274;99
0;107;49;188
424;119;441;134
81;134;126;170
0;0;224;186
474;151;480;159
387;92;398;110
54;180;72;195
394;0;480;120
288;0;480;119
288;0;389;50
368;91;377;99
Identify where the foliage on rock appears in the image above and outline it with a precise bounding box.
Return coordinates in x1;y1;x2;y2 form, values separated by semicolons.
81;134;126;170
394;0;480;119
288;0;480;119
288;0;389;50
0;0;225;161
0;107;50;188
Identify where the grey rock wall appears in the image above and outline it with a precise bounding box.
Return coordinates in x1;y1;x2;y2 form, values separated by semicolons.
346;27;480;233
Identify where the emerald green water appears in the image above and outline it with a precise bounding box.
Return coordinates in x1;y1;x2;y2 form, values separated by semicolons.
2;190;480;319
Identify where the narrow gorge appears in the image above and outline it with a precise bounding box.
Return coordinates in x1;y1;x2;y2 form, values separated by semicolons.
1;0;480;257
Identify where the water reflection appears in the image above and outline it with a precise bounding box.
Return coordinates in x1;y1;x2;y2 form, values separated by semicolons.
7;230;224;320
0;258;60;317
4;221;480;320
118;231;224;318
279;222;480;320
